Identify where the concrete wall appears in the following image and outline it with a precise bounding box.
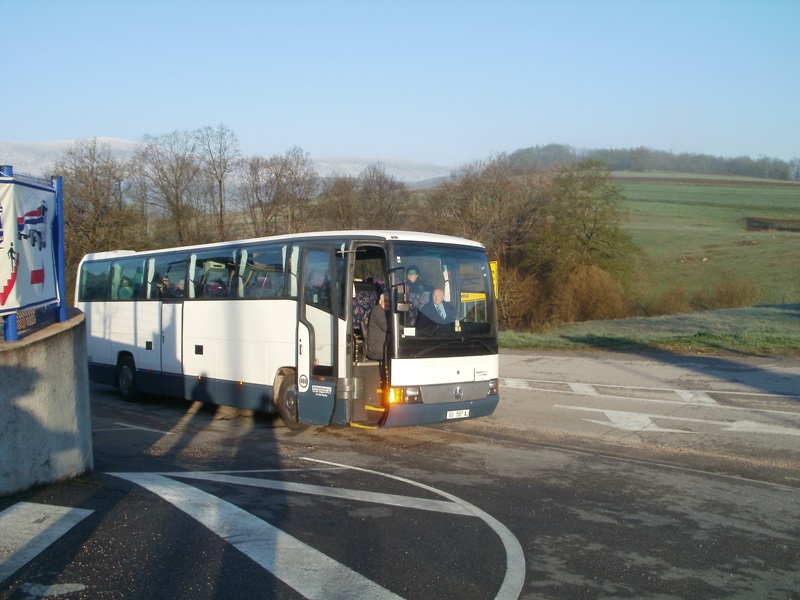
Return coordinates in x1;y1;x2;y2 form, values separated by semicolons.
0;312;93;496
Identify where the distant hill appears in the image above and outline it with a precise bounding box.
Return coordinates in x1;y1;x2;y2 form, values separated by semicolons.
0;139;453;184
509;143;798;181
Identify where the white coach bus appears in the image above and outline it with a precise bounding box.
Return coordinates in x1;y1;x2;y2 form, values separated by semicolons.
75;230;499;429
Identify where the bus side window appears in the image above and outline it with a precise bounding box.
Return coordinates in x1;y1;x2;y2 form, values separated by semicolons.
79;261;111;301
306;271;331;309
242;243;288;298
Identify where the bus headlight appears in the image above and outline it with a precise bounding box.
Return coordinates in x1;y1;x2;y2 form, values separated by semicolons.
488;378;499;396
386;386;422;405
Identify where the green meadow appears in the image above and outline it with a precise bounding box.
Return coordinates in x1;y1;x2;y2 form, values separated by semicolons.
500;303;800;356
619;175;800;305
505;174;800;356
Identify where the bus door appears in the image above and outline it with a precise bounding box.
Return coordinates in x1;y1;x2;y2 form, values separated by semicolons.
160;300;183;397
296;246;339;425
137;257;185;398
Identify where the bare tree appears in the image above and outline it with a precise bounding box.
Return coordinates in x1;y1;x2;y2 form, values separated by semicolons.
234;155;281;237
133;130;202;246
790;158;800;182
123;158;148;242
312;175;359;230
269;147;319;234
54;138;132;299
195;124;240;238
356;162;409;229
232;148;319;236
422;154;548;266
311;163;410;231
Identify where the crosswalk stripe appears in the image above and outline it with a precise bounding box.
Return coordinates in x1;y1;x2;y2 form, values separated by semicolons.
568;383;599;396
0;502;93;583
675;389;717;404
502;378;530;389
112;472;403;600
172;471;472;515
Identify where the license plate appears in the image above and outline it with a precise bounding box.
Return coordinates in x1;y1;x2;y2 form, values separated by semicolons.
446;409;470;419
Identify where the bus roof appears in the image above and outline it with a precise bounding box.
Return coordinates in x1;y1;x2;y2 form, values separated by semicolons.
80;230;486;260
80;249;138;261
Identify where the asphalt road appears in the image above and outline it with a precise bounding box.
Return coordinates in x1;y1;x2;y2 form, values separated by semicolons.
1;349;799;599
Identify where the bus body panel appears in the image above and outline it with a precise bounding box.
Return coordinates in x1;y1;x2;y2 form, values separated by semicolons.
382;395;499;428
133;301;164;374
390;354;498;386
161;303;183;397
181;299;296;386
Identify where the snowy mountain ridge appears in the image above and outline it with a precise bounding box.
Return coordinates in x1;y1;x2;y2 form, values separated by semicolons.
0;139;453;184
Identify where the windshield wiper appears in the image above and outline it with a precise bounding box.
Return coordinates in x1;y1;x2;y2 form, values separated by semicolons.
462;337;496;353
410;337;495;358
413;342;453;358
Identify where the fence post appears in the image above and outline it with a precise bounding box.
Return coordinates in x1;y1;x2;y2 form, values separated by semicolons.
3;313;18;341
53;175;67;322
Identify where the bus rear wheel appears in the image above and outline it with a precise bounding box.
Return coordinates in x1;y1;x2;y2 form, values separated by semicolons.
117;356;140;403
277;375;307;431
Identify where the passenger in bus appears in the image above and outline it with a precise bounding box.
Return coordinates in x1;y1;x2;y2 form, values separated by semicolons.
156;275;175;297
416;288;456;329
174;278;186;297
405;265;427;295
118;277;133;300
365;292;389;361
405;265;428;325
205;279;226;297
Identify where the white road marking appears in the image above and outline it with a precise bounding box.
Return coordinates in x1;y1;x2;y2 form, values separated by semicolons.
172;471;472;515
568;383;598;396
112;472;403;600
721;420;800;435
0;502;93;583
675;390;716;405
113;461;526;600
557;405;800;436
20;583;87;597
301;457;526;600
504;376;800;406
583;410;691;433
503;378;530;389
504;377;717;404
92;422;174;435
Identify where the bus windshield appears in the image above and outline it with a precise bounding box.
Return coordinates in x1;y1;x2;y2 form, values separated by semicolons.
390;243;497;357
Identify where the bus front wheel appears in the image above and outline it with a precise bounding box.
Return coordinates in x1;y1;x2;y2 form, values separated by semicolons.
117;356;140;403
277;376;307;431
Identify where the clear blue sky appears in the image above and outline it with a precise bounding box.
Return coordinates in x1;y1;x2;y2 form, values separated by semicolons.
3;0;798;166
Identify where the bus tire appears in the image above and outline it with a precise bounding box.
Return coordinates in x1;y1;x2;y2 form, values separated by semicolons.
277;375;307;431
117;356;140;403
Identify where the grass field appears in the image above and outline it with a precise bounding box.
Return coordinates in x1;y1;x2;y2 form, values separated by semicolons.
504;173;800;357
616;174;800;305
500;304;800;356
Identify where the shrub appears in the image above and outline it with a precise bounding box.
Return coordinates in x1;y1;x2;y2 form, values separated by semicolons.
648;285;691;316
497;266;542;329
691;276;760;310
552;265;627;323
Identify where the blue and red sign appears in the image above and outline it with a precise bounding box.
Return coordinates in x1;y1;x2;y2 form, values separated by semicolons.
0;174;58;314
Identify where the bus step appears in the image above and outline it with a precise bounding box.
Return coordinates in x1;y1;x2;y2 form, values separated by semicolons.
349;420;379;429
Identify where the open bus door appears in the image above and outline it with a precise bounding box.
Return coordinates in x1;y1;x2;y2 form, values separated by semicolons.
295;246;339;425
